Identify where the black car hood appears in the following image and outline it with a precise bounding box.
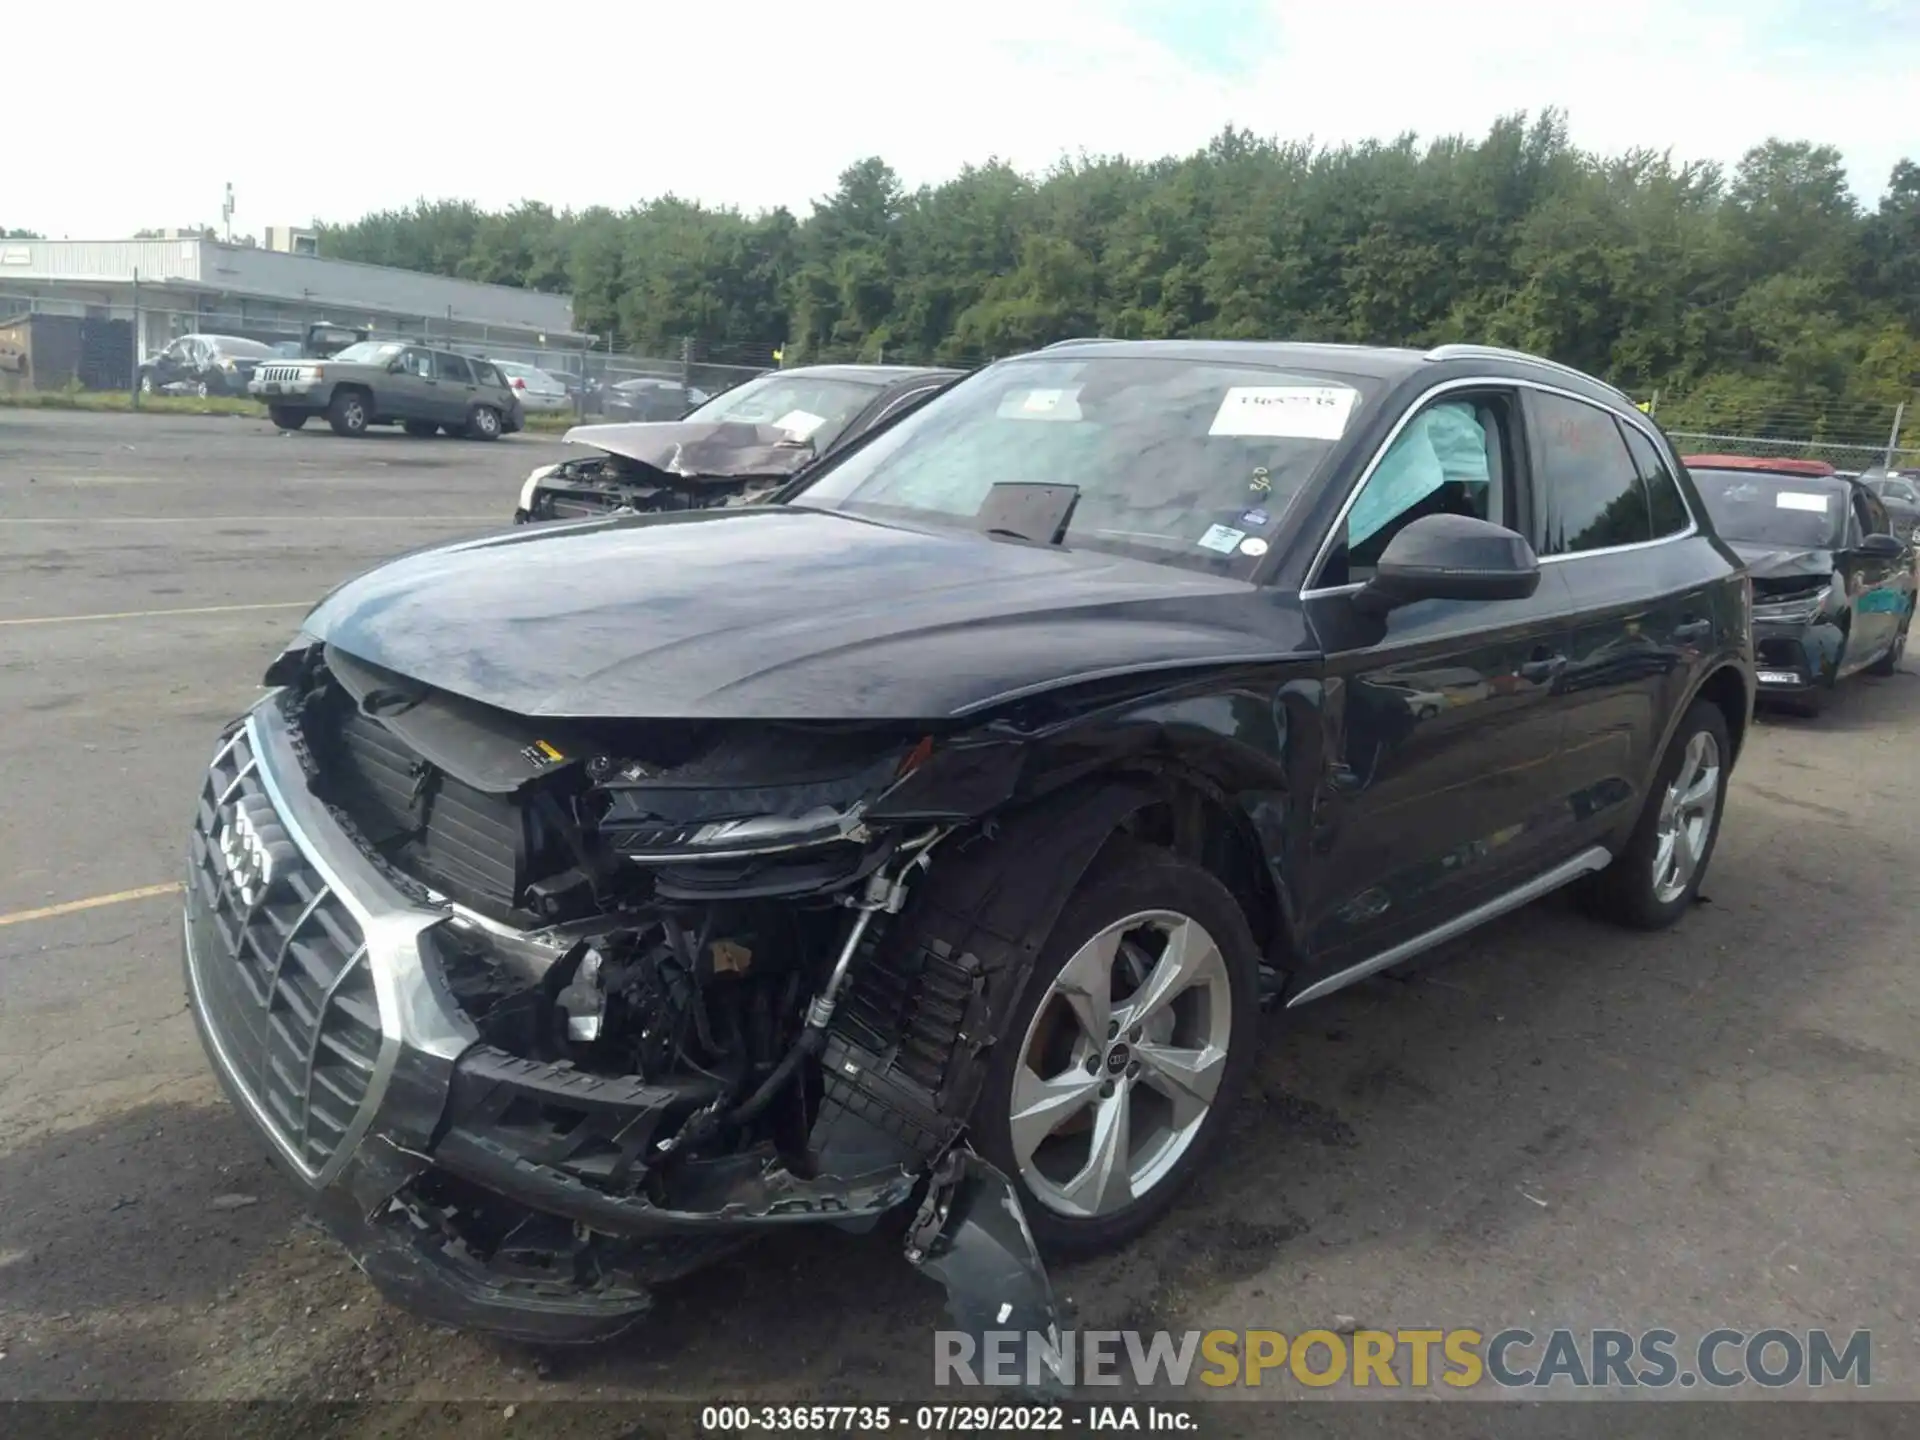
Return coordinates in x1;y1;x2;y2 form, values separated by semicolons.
301;507;1301;720
1727;541;1836;582
559;420;814;483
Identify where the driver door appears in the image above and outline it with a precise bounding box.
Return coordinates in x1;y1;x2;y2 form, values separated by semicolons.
385;347;438;422
1299;387;1574;977
1842;486;1903;669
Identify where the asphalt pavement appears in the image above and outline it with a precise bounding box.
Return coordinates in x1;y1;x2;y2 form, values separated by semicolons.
0;410;1914;1416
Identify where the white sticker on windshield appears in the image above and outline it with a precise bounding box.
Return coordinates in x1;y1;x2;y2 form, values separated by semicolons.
1776;492;1832;513
1239;537;1270;557
997;386;1082;421
773;409;827;440
1209;385;1357;440
1198;524;1247;554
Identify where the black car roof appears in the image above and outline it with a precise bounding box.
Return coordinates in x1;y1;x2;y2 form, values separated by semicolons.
1019;338;1632;409
781;363;962;385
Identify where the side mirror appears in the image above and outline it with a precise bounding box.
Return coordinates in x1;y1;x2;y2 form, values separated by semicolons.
1858;532;1904;559
1353;513;1541;616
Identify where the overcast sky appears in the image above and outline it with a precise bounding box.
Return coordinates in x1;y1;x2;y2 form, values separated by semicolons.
12;0;1916;239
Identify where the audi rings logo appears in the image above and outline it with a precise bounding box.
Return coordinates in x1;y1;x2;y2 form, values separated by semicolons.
217;793;298;910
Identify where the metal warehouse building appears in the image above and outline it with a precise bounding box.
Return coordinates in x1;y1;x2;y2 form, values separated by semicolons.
0;236;584;385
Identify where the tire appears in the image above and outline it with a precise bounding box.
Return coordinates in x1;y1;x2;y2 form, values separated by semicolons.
192;378;210;398
267;406;307;431
138;371;155;395
402;419;438;437
327;389;371;437
466;404;503;441
1580;699;1730;930
969;842;1260;1256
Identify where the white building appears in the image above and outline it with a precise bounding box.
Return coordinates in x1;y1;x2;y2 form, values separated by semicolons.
0;236;585;363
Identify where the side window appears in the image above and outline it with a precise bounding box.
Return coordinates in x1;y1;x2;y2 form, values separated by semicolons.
1533;392;1651;555
1321;395;1509;587
396;348;433;378
471;360;502;388
1619;422;1691;537
436;353;474;384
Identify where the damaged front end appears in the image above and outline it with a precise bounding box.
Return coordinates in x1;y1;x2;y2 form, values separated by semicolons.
516;421;815;523
184;638;1077;1351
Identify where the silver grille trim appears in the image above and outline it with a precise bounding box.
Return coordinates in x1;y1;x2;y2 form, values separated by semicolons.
184;702;477;1187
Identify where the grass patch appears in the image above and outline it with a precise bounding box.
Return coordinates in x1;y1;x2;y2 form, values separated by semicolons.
0;388;263;416
524;412;579;433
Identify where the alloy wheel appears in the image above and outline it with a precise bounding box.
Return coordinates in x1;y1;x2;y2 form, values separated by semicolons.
1651;730;1720;904
1010;910;1233;1219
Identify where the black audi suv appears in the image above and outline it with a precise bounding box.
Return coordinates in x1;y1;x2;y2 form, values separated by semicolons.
183;340;1754;1351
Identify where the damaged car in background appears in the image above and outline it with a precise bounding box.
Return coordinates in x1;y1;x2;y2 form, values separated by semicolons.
185;339;1753;1361
514;363;958;522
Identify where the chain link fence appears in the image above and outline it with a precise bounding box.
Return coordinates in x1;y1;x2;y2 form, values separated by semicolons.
0;292;771;419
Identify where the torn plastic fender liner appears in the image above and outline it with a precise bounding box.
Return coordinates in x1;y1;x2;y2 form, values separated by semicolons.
907;1147;1069;1398
809;780;1163;1175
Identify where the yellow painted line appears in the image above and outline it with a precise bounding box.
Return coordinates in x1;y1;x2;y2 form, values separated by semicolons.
0;600;309;627
0;881;182;928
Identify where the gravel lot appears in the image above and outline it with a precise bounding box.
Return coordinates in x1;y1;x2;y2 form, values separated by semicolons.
1;410;1915;1417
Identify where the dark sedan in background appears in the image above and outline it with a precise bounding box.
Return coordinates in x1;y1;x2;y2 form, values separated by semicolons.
1862;468;1920;544
517;363;959;521
1685;454;1915;714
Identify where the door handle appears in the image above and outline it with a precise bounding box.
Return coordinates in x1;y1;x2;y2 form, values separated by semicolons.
1517;651;1567;684
1673;619;1712;644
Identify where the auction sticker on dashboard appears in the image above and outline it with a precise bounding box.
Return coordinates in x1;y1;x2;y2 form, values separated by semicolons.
1198;524;1247;553
1239;537;1270;557
1776;492;1832;512
774;409;828;439
1210;384;1358;440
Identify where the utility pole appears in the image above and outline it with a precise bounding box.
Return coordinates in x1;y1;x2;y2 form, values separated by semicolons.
1887;401;1908;469
130;268;141;406
222;183;235;244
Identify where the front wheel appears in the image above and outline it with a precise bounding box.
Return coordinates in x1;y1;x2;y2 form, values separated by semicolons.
466;404;502;441
1580;699;1730;929
327;389;371;437
970;843;1259;1256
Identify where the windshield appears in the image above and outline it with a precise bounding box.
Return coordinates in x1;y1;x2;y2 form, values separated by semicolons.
210;337;274;358
330;341;404;365
687;372;885;448
793;356;1370;577
1692;469;1847;550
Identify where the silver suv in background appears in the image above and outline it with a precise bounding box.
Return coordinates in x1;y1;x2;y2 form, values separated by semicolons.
250;341;525;439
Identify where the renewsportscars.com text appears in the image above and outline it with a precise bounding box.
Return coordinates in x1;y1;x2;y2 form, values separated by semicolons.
935;1327;1872;1391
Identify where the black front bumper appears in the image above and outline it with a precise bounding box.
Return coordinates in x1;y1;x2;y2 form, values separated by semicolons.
1751;617;1844;698
181;700;1044;1347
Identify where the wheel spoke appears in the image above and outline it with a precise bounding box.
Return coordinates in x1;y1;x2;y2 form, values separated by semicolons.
1133;1040;1225;1131
1682;732;1709;784
1652;829;1677;889
1053;928;1120;1046
1057;1086;1134;1215
1008;1065;1103;1169
1678;763;1719;812
1116;918;1220;1033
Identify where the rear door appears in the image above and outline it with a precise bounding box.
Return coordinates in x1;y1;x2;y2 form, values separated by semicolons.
434;352;478;424
1530;390;1736;855
1300;385;1576;972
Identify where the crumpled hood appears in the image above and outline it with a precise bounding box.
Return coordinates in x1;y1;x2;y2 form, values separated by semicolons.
301;507;1301;719
560;420;815;482
1727;542;1835;583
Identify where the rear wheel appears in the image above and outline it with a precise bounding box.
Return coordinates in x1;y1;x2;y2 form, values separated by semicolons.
267;406;307;431
1580;700;1729;930
327;389;371;437
970;843;1259;1255
466;404;503;441
402;419;438;437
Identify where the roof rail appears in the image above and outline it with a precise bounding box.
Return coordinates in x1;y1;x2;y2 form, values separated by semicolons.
1422;343;1629;400
1041;337;1115;349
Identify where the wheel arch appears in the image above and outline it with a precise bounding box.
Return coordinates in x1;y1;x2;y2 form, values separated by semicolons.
1690;662;1752;768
